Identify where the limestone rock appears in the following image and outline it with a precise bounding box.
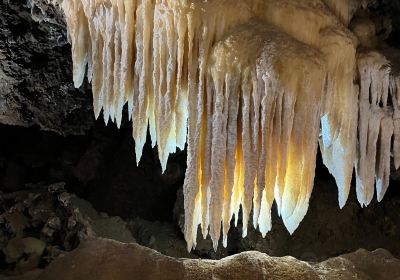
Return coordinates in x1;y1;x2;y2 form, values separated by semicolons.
0;269;43;280
314;248;400;280
36;238;400;280
3;237;46;272
0;0;93;135
69;196;135;244
0;186;135;274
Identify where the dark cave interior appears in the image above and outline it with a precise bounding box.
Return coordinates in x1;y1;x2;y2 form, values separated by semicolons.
1;120;400;268
2;0;400;278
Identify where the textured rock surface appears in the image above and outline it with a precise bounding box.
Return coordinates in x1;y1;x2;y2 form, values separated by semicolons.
0;269;43;280
0;184;134;273
0;0;93;135
31;238;400;280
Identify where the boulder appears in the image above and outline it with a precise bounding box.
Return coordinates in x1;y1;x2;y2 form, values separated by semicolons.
36;238;400;280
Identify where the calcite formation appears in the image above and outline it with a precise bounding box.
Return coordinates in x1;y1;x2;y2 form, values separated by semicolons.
60;0;400;250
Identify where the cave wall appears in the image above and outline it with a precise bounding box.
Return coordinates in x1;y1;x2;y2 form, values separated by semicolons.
1;0;400;270
0;0;93;135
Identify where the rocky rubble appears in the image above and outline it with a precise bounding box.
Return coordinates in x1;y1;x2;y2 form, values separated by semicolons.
0;183;134;277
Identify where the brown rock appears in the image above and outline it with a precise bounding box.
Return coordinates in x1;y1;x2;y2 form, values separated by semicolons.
315;248;400;280
0;269;43;280
36;238;400;280
3;237;46;272
0;0;93;135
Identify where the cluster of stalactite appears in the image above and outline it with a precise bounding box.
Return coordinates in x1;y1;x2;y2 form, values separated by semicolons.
61;0;400;251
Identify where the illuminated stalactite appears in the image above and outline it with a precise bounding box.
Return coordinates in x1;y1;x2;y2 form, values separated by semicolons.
61;0;400;250
356;52;392;205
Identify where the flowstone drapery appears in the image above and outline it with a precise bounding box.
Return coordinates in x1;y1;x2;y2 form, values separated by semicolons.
61;0;400;250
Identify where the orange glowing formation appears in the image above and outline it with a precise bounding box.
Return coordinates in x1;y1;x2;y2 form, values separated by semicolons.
61;0;400;251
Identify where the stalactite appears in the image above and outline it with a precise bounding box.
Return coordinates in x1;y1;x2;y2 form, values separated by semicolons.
187;19;326;249
61;0;400;251
392;76;400;170
254;0;359;209
356;51;393;206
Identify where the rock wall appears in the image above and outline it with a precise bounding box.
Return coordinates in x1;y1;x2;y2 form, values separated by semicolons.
0;0;93;135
